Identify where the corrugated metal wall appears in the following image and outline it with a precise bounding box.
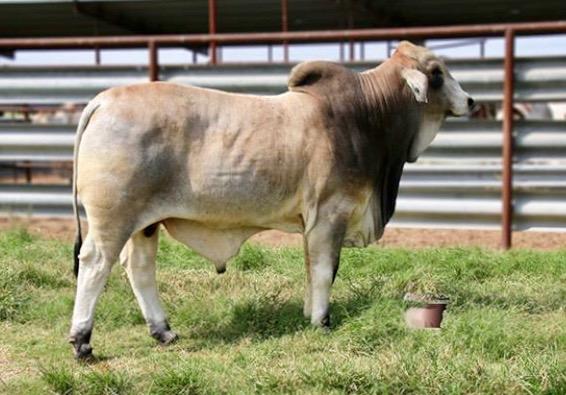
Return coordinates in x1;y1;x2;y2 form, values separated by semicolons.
1;57;565;231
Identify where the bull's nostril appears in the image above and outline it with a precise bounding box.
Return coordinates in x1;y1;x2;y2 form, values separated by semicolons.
468;97;475;108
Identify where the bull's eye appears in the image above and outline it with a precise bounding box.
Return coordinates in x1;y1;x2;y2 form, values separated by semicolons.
430;66;444;89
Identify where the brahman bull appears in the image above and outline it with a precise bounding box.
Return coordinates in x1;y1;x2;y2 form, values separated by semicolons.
69;41;473;359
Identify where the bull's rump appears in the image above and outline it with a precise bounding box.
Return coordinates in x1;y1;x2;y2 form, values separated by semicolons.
76;82;311;228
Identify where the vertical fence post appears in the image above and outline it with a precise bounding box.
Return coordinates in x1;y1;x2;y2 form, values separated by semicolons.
386;40;393;57
348;9;355;61
281;0;289;62
501;29;515;249
148;41;158;81
208;0;217;64
94;46;101;65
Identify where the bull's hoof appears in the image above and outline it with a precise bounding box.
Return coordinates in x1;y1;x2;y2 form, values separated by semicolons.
69;330;93;360
75;344;94;360
150;321;178;345
156;330;179;345
321;315;331;329
311;314;331;332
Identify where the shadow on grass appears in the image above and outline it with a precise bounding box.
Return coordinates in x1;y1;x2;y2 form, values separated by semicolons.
77;354;116;365
186;288;377;346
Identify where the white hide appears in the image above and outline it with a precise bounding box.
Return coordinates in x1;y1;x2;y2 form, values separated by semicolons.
408;112;444;162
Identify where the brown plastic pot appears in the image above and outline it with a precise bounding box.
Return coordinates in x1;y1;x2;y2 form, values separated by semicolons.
404;293;449;329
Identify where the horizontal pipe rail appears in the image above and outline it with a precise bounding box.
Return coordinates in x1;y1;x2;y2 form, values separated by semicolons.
1;57;565;105
1;184;565;232
0;21;565;50
2;120;566;162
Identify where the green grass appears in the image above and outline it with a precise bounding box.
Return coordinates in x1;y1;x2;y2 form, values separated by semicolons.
0;228;564;394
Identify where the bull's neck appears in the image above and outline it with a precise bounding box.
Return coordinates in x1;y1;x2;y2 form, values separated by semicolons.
357;63;420;144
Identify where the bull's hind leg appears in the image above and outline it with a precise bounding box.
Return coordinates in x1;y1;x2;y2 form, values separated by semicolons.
69;229;129;359
120;226;177;345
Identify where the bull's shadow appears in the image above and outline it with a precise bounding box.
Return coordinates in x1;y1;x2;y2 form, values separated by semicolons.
185;285;377;346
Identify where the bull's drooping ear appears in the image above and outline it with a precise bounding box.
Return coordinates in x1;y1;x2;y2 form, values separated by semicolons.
288;61;349;92
401;68;428;103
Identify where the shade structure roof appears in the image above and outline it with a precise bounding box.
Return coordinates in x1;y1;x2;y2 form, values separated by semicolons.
0;0;565;39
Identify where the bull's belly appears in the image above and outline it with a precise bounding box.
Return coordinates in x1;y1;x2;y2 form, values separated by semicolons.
160;164;302;229
156;185;304;233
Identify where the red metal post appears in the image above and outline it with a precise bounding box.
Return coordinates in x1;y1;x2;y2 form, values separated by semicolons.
24;161;32;183
501;28;515;249
348;9;355;61
281;0;289;62
208;0;217;64
148;41;158;81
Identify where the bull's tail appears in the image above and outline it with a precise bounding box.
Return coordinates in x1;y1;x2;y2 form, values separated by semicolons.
73;100;101;277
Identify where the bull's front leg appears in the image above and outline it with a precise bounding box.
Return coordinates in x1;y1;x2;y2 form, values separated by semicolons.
303;220;345;328
302;236;313;319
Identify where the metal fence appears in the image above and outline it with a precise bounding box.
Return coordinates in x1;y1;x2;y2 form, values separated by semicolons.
1;27;566;242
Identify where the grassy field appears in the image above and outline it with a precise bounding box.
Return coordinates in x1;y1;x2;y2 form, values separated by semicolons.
0;228;564;394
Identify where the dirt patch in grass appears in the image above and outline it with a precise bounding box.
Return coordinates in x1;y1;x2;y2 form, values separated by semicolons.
0;218;77;243
0;346;26;384
1;217;566;250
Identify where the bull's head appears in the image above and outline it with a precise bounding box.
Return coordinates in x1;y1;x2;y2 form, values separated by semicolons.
396;41;474;161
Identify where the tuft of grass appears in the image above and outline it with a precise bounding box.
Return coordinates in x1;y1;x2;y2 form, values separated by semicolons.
40;366;77;395
82;370;131;395
232;243;270;271
41;366;131;395
0;229;564;394
0;271;30;321
150;365;208;395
